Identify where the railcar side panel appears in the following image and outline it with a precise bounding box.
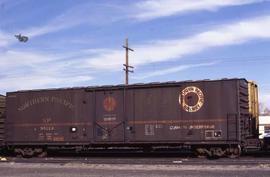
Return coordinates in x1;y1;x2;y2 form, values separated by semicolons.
93;89;125;142
0;95;5;145
125;80;239;143
6;89;94;144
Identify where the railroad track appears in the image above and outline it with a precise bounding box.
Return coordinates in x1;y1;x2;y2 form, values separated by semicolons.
1;150;269;165
2;156;270;165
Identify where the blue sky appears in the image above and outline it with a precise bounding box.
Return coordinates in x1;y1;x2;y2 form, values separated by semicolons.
0;0;270;108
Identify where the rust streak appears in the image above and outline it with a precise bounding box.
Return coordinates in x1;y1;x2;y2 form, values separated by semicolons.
96;121;122;125
10;119;226;127
10;122;92;127
128;119;225;125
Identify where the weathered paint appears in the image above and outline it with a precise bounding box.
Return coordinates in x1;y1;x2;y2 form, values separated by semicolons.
5;79;256;147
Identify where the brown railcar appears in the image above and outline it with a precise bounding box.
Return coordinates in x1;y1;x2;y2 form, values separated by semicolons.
4;78;259;157
0;95;5;145
0;95;5;117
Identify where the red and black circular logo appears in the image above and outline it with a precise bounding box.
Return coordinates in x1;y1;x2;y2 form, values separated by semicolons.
103;96;116;112
179;86;204;112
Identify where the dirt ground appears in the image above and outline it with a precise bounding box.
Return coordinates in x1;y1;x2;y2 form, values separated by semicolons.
0;162;270;177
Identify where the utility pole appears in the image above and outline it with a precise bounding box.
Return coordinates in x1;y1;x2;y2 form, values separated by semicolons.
123;38;134;85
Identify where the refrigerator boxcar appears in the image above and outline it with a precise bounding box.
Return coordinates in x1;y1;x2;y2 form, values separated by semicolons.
3;78;259;157
0;95;5;145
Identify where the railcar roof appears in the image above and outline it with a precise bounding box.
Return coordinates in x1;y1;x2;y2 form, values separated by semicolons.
7;78;248;94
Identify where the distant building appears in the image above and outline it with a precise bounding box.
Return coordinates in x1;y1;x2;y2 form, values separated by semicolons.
259;116;270;139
